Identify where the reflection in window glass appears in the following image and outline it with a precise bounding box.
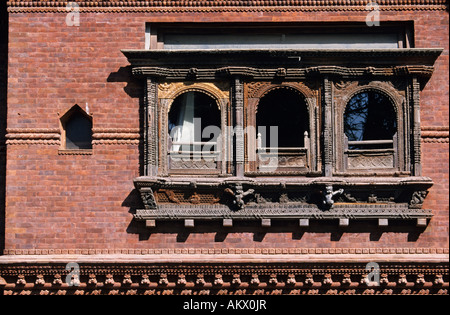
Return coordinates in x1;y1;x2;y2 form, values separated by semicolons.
344;91;397;149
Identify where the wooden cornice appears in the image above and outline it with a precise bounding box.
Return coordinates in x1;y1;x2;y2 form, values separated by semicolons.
122;48;442;87
122;48;443;64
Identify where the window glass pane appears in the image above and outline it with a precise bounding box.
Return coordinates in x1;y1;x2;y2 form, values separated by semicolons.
65;112;92;150
344;91;397;149
163;33;400;50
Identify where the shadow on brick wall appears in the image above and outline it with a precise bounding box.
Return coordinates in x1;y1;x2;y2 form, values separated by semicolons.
108;66;145;176
107;66;141;99
0;0;8;254
125;218;426;244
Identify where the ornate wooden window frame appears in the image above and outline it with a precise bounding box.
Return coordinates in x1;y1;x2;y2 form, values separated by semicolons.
333;81;407;175
122;48;442;228
245;81;320;176
157;81;230;176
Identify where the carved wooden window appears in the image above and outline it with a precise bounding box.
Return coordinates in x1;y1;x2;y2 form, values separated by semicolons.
333;82;407;175
156;82;230;176
124;48;440;228
255;87;310;172
245;83;319;175
167;91;222;174
343;90;398;171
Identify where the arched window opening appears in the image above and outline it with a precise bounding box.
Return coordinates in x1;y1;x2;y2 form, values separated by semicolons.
256;88;309;149
344;91;397;150
255;88;310;172
167;91;222;173
168;91;221;153
61;105;93;150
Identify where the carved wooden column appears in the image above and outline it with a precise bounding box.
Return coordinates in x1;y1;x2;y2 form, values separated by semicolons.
145;77;159;177
233;77;245;177
411;77;422;176
322;77;333;177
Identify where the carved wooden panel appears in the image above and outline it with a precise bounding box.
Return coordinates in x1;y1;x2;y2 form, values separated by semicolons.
158;81;229;103
258;151;308;170
169;157;218;170
155;189;223;205
347;153;395;170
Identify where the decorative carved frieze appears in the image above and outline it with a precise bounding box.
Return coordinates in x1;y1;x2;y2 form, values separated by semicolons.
0;261;448;295
155;189;222;205
135;203;433;222
2;247;448;256
133;176;433;223
7;0;449;8
129;64;438;84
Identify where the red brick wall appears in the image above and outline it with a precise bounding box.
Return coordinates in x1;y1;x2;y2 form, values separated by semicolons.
3;8;449;253
0;1;8;252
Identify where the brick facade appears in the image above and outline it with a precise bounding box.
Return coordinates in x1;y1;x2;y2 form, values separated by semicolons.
0;0;8;253
0;1;448;295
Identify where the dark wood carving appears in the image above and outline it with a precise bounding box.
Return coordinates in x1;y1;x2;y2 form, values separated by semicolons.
122;48;441;228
